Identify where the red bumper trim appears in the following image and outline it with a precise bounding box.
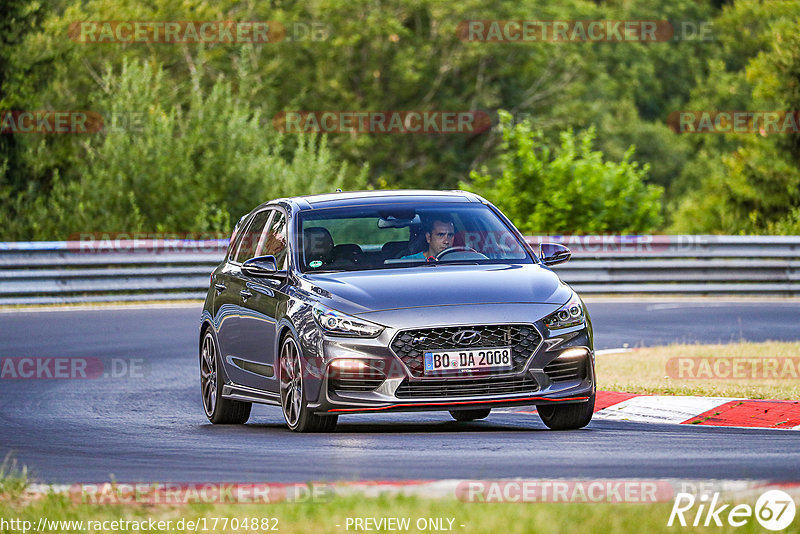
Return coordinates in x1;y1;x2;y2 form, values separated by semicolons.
326;395;591;413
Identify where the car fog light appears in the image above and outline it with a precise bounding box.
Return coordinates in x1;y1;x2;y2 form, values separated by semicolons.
559;347;589;359
330;359;369;371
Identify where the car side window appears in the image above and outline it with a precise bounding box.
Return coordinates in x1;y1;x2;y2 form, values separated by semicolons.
227;214;252;262
234;209;272;263
259;210;288;269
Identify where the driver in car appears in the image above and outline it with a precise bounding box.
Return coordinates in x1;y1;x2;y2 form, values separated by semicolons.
401;217;455;261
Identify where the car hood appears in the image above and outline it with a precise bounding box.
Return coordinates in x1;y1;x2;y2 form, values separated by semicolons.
300;263;572;316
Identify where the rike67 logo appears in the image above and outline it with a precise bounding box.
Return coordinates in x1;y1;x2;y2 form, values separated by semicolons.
668;490;796;531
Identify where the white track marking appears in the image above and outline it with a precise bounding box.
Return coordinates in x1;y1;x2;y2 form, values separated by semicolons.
594;395;740;424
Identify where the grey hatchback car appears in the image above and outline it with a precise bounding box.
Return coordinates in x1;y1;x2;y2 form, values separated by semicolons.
199;190;595;432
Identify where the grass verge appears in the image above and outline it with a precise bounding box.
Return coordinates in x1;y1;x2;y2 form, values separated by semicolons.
596;341;800;399
0;457;27;501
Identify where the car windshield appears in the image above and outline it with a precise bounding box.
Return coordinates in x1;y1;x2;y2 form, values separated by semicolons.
297;203;533;272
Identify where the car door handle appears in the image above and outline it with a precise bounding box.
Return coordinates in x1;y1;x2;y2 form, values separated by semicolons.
214;283;227;294
246;283;274;298
240;289;253;301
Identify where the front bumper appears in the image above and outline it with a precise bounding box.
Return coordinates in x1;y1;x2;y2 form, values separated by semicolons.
304;309;595;414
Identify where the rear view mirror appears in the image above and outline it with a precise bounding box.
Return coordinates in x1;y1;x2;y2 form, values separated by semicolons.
539;243;571;266
377;214;421;229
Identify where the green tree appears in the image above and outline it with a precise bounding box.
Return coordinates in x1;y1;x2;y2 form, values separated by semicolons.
4;0;796;238
460;111;662;234
669;5;800;234
0;0;604;193
6;59;367;239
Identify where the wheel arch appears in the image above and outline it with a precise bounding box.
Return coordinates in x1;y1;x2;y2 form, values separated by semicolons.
275;319;300;356
198;320;234;385
199;319;214;354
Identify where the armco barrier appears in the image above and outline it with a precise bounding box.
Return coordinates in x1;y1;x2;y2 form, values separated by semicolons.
531;235;800;295
0;235;798;305
0;240;227;305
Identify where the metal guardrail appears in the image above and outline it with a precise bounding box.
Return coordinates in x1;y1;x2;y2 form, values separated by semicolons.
0;235;798;305
0;240;226;305
534;235;800;295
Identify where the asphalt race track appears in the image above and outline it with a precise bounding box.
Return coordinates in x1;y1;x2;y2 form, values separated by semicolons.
1;300;799;484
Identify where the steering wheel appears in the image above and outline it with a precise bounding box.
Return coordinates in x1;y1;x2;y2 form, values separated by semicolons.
434;246;489;260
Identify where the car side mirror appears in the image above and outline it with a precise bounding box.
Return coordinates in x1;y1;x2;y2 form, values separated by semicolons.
242;256;285;278
539;243;571;266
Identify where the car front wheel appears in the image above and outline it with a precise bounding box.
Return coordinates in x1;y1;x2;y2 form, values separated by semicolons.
537;394;595;430
279;334;337;433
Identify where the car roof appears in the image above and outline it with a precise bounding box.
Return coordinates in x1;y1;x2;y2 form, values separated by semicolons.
264;190;487;211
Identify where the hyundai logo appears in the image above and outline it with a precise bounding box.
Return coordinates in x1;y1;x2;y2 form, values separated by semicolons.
452;329;481;345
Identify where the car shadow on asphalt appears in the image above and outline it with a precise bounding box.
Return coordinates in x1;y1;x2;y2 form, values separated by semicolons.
224;415;556;434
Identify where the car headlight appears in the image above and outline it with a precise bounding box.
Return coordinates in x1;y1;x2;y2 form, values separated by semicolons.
312;304;384;337
543;295;585;329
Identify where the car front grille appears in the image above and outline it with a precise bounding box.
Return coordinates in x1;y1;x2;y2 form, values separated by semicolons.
395;375;539;398
543;355;589;383
390;324;541;377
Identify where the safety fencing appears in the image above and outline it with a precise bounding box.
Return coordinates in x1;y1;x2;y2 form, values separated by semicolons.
0;235;798;305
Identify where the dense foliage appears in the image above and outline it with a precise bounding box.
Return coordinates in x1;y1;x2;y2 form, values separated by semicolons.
462;111;662;234
0;0;797;238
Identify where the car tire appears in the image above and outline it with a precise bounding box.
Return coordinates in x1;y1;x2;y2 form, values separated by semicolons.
449;408;491;421
200;330;252;424
537;394;595;430
279;333;338;433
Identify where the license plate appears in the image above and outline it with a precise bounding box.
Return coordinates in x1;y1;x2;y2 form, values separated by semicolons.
423;347;513;374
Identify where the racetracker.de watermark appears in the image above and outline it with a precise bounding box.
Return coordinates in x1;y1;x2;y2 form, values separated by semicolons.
69;482;333;504
666;357;800;380
457;20;713;42
455;480;675;503
272;111;492;134
1;111;158;134
1;111;103;134
668;111;800;134
0;357;148;380
525;234;710;254
70;21;280;43
69;21;330;43
66;233;229;254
